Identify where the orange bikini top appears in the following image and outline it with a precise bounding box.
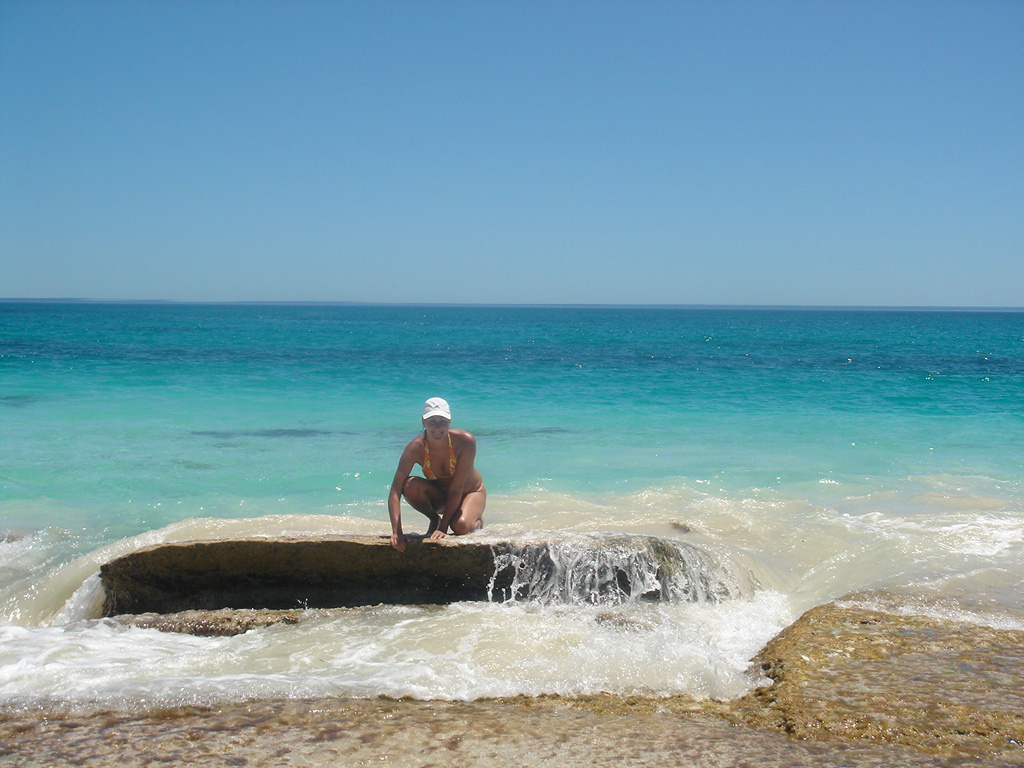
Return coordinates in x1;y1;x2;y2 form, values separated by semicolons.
422;432;457;480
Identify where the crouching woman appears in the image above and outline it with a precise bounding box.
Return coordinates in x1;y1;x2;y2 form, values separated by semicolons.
387;397;485;552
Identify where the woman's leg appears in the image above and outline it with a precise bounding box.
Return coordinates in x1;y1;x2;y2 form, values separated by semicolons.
449;485;486;535
401;477;445;533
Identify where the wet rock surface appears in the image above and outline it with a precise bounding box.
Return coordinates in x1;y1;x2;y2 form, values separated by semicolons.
108;607;319;636
36;592;1024;765
732;595;1024;762
98;533;726;616
40;541;1024;765
0;696;984;768
99;535;499;615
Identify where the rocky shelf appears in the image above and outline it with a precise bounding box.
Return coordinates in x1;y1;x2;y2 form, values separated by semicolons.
731;595;1024;761
57;540;1024;763
99;535;500;616
98;532;732;618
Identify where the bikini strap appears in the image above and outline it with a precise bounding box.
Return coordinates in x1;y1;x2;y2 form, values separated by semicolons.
422;431;434;479
447;433;457;475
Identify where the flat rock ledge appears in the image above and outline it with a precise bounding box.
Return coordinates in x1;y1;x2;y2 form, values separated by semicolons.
731;594;1024;762
98;532;720;618
99;534;502;617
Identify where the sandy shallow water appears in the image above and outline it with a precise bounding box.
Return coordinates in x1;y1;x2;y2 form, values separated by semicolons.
4;593;1024;768
0;695;988;768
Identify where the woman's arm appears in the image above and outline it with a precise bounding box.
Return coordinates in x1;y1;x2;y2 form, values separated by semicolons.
387;442;419;551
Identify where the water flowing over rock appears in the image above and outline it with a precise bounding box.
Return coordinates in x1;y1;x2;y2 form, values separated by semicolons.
489;534;737;605
8;596;1024;766
32;540;1024;765
99;533;734;621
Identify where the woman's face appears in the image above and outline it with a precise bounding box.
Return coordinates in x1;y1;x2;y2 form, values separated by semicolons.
423;416;451;440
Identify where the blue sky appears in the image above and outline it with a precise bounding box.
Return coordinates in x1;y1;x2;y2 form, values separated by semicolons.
1;0;1021;306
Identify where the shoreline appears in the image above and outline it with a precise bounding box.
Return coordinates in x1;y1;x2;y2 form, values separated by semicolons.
4;593;1023;767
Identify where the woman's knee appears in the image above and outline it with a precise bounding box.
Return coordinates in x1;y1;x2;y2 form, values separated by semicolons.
402;476;430;500
403;477;441;513
450;489;485;535
450;515;483;535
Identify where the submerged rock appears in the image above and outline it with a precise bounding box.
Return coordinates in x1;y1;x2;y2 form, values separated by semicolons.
732;594;1024;761
108;608;318;636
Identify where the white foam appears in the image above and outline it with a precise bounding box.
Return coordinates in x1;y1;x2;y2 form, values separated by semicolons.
2;479;1022;711
836;594;1024;632
0;590;794;711
932;518;1024;557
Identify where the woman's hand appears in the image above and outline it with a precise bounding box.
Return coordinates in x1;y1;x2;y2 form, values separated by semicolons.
390;533;407;552
428;529;447;540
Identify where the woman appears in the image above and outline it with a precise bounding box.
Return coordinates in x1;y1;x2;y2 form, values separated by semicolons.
387;397;486;552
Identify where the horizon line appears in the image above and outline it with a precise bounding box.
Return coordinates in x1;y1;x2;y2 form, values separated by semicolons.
2;298;1023;312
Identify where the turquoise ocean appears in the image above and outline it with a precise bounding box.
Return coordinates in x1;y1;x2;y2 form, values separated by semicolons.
2;302;1022;711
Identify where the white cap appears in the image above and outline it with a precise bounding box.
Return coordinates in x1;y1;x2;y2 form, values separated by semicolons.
422;397;451;421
